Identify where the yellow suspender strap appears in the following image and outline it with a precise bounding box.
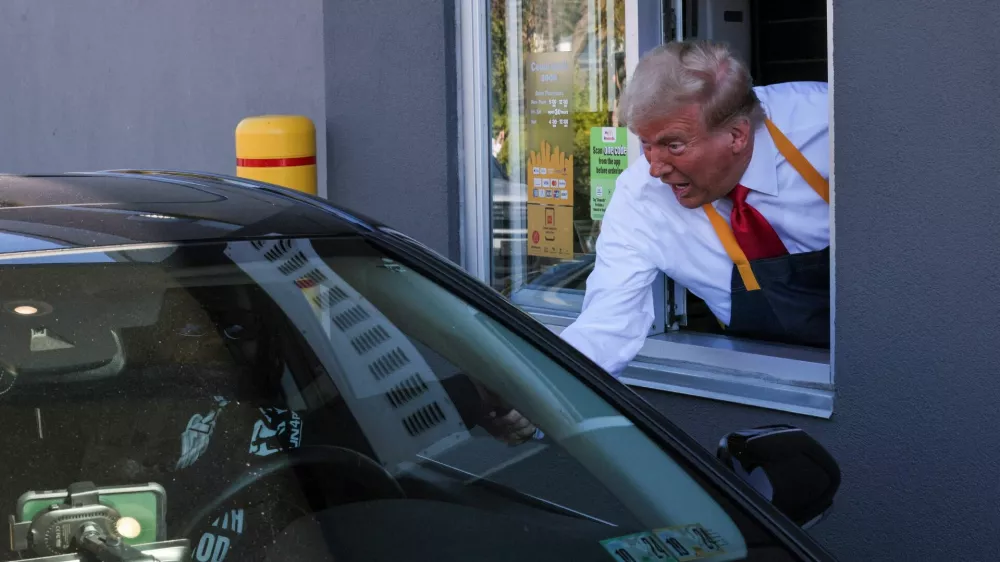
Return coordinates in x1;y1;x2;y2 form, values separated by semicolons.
764;119;830;203
703;204;761;291
701;118;829;292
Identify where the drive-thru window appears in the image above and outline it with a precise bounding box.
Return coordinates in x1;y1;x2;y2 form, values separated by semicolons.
459;0;834;417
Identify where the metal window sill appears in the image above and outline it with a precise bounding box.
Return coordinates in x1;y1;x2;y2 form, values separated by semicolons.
544;324;834;419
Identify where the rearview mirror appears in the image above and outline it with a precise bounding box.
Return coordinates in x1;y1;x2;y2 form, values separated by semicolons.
717;425;840;528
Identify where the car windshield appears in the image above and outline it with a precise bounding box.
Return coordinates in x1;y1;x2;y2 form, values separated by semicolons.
0;234;804;561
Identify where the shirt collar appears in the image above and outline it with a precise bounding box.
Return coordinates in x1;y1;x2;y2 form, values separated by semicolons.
736;122;779;196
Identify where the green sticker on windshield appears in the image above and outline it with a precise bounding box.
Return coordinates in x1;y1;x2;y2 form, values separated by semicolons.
600;531;677;561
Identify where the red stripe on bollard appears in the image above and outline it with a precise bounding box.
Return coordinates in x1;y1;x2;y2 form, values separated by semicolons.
236;156;316;168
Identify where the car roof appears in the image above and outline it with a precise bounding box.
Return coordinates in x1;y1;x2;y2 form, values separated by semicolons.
0;171;378;256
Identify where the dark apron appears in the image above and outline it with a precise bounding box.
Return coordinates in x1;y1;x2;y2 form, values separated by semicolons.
725;246;830;347
702;119;831;349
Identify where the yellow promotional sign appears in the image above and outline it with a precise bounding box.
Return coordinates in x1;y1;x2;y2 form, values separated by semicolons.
524;51;575;259
527;140;573;206
527;204;574;259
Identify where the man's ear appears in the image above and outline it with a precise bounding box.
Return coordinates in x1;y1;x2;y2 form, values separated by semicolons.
730;118;752;153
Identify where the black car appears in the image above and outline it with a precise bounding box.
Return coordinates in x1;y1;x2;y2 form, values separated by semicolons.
0;170;839;562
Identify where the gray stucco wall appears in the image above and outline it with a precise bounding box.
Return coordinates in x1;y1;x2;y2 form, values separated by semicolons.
637;1;1000;560
0;0;327;195
323;0;460;260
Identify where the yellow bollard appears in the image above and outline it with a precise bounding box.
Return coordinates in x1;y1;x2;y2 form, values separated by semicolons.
235;115;317;195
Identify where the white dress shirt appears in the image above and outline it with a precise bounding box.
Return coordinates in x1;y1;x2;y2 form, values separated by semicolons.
560;81;831;377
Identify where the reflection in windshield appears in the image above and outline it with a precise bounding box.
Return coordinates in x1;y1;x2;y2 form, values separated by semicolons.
0;230;117;262
0;236;809;561
226;238;476;469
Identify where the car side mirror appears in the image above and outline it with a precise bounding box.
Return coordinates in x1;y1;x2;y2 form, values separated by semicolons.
717;424;840;529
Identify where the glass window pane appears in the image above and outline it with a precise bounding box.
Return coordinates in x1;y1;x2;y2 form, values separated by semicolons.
489;0;627;315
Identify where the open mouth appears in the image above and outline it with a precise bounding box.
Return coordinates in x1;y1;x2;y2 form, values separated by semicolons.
671;182;692;196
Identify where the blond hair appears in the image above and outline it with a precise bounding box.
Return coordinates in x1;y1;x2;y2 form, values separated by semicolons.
618;40;764;132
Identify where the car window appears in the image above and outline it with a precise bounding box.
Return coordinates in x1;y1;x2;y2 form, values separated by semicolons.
0;236;806;562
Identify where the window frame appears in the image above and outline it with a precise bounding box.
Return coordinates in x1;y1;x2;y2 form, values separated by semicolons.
456;0;836;419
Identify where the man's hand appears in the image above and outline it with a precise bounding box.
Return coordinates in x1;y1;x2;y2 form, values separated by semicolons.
468;380;538;446
481;407;537;446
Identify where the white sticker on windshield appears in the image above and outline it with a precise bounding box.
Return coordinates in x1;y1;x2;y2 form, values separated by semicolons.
211;509;245;536
248;407;303;457
177;396;229;470
195;531;230;562
652;524;727;561
600;531;677;561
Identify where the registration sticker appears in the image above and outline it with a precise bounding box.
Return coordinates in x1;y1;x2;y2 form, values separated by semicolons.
651;524;728;561
600;531;678;561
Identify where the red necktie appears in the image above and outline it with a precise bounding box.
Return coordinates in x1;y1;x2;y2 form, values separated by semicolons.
728;184;788;261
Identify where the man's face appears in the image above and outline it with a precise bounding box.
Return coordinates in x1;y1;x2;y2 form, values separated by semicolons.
636;104;751;209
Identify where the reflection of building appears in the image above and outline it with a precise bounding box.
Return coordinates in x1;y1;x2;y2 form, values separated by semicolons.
1;0;995;559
